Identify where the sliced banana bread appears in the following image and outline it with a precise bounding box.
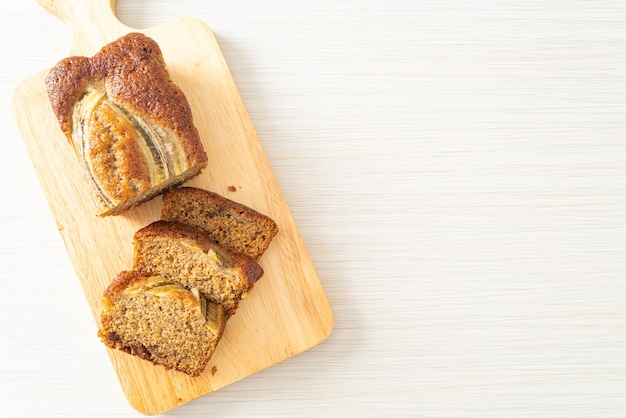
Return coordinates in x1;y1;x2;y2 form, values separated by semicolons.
133;220;263;312
98;270;228;377
161;187;278;260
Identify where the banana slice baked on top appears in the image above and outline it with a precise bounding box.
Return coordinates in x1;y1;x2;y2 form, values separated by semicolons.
45;32;207;216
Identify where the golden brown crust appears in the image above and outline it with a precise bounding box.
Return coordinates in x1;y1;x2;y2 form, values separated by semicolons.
45;33;206;166
45;56;91;135
162;187;279;260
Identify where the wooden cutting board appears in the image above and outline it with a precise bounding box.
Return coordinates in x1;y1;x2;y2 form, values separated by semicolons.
11;0;333;414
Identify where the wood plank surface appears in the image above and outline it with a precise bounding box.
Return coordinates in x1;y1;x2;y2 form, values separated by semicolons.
11;0;333;414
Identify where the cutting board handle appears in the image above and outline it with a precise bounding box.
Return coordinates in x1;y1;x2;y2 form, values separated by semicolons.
35;0;129;54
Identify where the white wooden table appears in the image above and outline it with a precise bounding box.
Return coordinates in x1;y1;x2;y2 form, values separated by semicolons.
1;1;625;416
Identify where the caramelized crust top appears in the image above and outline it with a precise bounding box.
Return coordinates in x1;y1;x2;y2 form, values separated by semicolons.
45;32;206;166
103;270;149;298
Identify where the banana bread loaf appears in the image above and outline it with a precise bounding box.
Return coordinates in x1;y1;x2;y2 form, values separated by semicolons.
133;220;263;313
98;270;228;377
161;187;278;260
45;32;207;216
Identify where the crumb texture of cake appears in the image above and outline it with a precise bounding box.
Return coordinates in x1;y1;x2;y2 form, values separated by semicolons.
45;32;207;216
162;187;279;260
98;270;227;377
133;220;263;312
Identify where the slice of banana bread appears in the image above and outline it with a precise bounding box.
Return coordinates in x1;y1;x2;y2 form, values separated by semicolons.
45;33;207;216
98;270;228;377
133;220;263;312
161;187;278;260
